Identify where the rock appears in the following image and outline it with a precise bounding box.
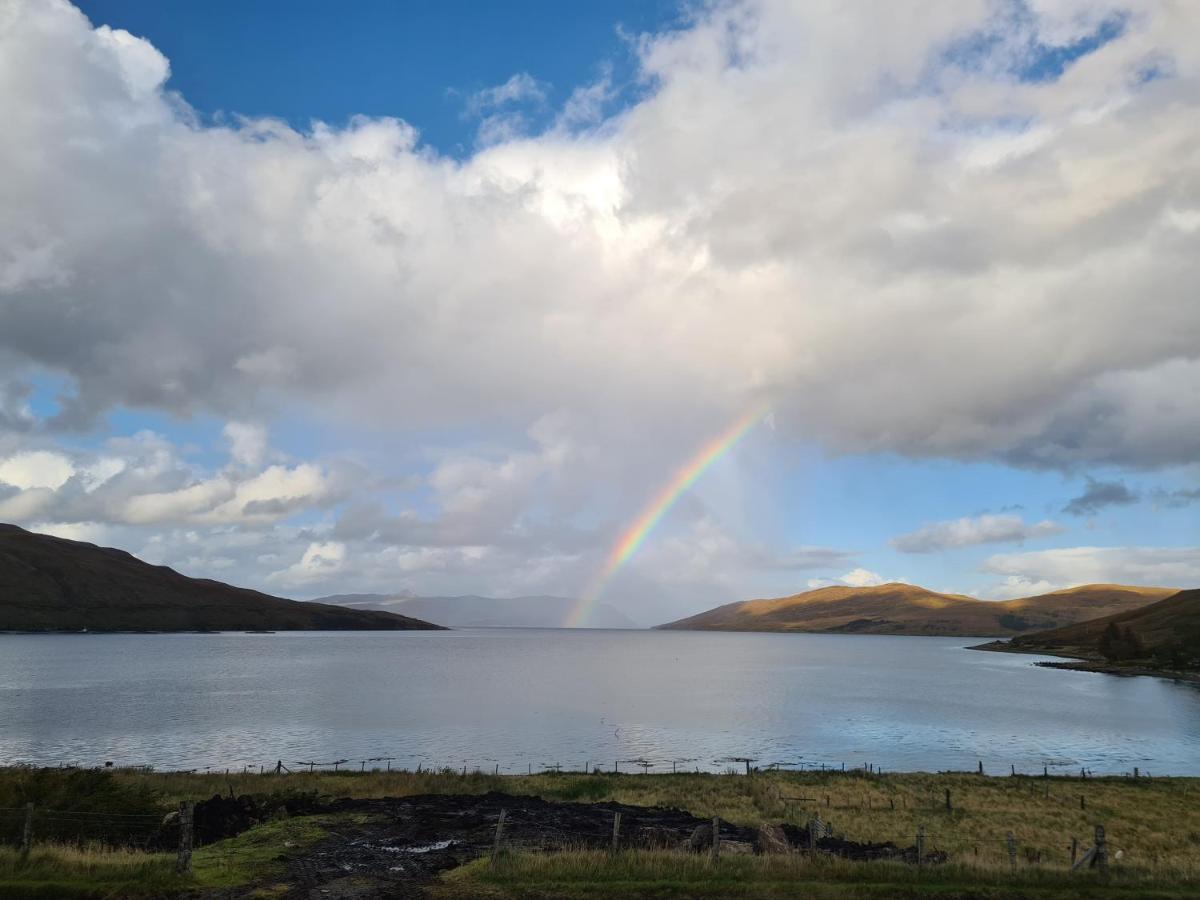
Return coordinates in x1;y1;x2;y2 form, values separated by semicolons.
688;823;714;852
720;839;755;855
756;823;791;855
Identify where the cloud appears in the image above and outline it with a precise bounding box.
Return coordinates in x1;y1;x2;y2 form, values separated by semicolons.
0;1;1194;468
224;422;268;468
808;568;891;589
1151;486;1200;508
268;541;347;587
1062;476;1138;516
891;514;1064;553
982;545;1200;592
464;72;548;116
0;450;74;490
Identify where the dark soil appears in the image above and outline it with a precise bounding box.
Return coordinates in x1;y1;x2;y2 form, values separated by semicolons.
210;791;940;898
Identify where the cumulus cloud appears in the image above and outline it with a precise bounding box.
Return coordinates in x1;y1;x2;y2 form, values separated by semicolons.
982;545;1200;592
0;0;1195;466
891;514;1064;553
1062;477;1138;516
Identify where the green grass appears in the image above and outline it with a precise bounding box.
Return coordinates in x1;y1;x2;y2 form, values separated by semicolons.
0;843;176;899
435;851;1200;899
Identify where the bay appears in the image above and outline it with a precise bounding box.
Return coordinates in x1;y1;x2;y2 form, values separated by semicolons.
1;629;1197;775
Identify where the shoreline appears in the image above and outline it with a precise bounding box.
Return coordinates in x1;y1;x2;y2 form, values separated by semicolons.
969;640;1200;684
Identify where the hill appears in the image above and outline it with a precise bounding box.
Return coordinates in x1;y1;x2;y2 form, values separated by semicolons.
316;592;637;629
992;587;1200;676
655;582;1174;637
0;524;443;632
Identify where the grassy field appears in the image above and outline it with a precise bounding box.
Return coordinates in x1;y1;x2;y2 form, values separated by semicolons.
1;766;1197;897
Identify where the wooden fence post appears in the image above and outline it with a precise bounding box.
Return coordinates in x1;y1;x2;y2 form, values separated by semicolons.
611;812;621;855
1095;825;1108;876
1006;831;1016;872
176;801;194;874
711;817;720;861
944;789;952;811
916;825;924;867
19;803;32;862
1070;836;1078;867
490;809;507;868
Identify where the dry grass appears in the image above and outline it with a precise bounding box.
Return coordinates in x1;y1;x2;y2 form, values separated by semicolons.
113;767;1200;877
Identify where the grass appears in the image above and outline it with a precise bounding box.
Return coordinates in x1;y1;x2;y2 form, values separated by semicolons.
0;842;175;899
111;767;1200;875
2;766;1198;896
434;850;1200;899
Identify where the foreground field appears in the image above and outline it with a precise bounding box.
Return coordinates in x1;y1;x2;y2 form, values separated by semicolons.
1;766;1197;897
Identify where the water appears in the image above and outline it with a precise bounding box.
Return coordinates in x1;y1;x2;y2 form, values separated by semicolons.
1;629;1197;775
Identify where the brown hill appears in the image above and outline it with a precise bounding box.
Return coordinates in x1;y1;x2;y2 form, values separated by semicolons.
0;523;443;632
655;582;1174;637
1007;588;1200;670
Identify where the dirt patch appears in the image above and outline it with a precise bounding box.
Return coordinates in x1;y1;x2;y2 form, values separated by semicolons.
213;791;942;897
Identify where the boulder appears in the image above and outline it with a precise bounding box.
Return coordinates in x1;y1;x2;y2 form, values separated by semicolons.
756;823;791;855
688;823;714;852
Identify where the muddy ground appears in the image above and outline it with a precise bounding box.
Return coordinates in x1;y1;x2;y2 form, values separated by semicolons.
199;791;936;898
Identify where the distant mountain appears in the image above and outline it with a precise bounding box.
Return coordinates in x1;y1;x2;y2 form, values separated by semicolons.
655;582;1174;637
315;592;638;629
999;588;1200;674
0;524;443;632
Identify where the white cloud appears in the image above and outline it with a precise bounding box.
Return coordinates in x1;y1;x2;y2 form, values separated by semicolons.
224;422;268;468
982;546;1200;592
0;451;74;490
0;0;1194;467
268;541;347;587
891;514;1064;553
808;568;891;589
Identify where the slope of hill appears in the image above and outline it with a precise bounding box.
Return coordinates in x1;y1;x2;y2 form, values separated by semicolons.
0;524;443;632
985;588;1200;677
316;592;637;629
655;582;1173;637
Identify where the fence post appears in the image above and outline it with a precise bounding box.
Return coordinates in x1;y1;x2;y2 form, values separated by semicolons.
176;801;194;874
808;819;816;853
916;825;924;867
19;803;33;862
711;817;720;861
944;789;952;811
1070;836;1078;867
1006;831;1016;872
611;811;621;855
490;809;507;868
1095;825;1108;876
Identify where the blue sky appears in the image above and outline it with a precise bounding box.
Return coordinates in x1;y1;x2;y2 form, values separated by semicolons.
1;0;1198;624
75;0;681;155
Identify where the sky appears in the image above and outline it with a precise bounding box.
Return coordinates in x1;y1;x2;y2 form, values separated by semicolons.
0;0;1198;626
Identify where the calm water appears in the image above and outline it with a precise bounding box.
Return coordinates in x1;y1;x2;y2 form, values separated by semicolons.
1;629;1197;775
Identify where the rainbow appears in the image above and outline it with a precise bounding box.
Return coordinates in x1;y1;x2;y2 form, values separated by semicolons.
564;403;770;627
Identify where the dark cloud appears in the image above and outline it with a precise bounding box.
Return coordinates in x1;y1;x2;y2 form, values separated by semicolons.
1062;477;1139;517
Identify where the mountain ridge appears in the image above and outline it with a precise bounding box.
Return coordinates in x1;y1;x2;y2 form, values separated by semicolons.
0;523;444;632
655;582;1176;637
